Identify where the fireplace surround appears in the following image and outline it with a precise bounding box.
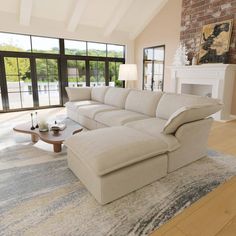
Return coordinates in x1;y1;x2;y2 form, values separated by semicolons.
170;64;236;121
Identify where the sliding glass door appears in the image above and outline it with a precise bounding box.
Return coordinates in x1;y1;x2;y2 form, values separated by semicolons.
35;58;60;107
0;89;2;110
66;59;123;88
109;61;123;87
67;60;86;87
143;45;165;92
4;57;33;109
89;61;105;87
1;56;61;111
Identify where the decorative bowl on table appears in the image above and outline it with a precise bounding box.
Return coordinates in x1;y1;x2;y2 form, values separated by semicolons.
51;126;60;135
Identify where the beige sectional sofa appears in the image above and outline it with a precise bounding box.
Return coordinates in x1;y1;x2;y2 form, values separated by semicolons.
65;86;222;204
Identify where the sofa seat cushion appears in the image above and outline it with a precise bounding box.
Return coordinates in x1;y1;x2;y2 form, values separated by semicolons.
65;126;168;176
65;100;100;110
77;104;118;119
95;110;149;126
125;118;180;151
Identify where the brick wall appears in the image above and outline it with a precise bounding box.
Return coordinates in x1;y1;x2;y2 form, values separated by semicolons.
180;0;236;63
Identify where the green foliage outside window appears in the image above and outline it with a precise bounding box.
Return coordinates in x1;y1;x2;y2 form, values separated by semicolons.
2;43;124;86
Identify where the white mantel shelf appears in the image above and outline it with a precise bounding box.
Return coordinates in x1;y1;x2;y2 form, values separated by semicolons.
169;64;236;121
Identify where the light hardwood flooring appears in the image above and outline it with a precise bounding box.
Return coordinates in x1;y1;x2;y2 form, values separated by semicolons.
152;120;236;236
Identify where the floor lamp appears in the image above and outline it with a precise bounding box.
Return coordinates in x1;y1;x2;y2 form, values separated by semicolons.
118;64;138;89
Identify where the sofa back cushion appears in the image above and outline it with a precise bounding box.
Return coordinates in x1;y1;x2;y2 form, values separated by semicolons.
125;90;163;117
156;93;222;119
163;103;223;134
91;87;109;103
104;87;130;108
65;87;91;102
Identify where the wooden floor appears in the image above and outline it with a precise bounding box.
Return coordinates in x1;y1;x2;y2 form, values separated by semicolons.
151;120;236;236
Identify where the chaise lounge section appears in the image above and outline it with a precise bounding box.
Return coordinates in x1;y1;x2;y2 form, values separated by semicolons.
65;87;222;204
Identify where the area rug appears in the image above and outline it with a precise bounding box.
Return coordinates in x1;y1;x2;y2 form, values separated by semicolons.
1;144;236;236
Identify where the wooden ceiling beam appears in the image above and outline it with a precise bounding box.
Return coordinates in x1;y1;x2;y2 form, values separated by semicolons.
67;0;88;32
104;0;135;37
19;0;33;26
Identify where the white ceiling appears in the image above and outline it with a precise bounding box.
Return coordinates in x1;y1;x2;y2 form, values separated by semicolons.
0;0;168;40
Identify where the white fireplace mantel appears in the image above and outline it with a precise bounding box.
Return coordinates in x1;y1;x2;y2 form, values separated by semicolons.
169;64;236;121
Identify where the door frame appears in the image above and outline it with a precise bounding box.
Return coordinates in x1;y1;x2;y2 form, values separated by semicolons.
0;52;62;112
142;45;165;92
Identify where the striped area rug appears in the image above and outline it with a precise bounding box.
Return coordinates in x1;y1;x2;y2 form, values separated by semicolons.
1;142;236;236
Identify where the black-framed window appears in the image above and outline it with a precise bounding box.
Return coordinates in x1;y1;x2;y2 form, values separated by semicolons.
4;57;33;109
67;60;86;87
143;45;165;92
35;58;60;106
89;60;106;87
0;31;125;112
0;66;2;110
87;42;106;57
64;40;87;56
0;32;31;52
109;61;123;87
31;36;59;54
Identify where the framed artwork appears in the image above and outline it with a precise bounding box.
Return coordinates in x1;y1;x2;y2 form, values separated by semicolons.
198;19;233;64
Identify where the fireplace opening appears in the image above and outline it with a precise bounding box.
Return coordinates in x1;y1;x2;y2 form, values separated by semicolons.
181;84;213;97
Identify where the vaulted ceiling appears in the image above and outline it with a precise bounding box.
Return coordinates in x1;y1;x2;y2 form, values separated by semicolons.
0;0;168;40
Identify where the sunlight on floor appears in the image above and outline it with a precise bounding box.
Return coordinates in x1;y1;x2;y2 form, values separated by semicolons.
0;108;66;150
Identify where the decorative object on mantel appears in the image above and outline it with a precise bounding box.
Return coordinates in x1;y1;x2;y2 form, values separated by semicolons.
188;38;200;66
198;19;233;64
192;55;198;65
172;43;190;66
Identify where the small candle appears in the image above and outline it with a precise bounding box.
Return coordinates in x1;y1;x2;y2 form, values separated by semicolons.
39;119;48;131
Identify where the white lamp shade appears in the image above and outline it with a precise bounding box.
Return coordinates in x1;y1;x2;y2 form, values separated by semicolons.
118;64;138;81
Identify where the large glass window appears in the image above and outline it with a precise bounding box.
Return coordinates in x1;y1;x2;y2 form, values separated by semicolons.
67;60;86;87
109;61;123;87
88;42;106;57
31;36;59;54
36;58;60;106
0;33;31;52
0;32;125;112
0;68;2;111
89;61;105;87
107;44;124;58
0;91;2;110
65;40;87;56
4;57;33;109
143;45;165;92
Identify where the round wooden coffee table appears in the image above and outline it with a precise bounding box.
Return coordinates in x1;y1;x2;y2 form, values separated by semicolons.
13;121;83;153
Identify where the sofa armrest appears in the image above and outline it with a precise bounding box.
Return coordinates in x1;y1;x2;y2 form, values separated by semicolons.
65;87;92;102
167;118;213;172
174;118;213;141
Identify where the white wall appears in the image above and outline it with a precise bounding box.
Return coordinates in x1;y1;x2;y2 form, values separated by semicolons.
134;0;182;91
